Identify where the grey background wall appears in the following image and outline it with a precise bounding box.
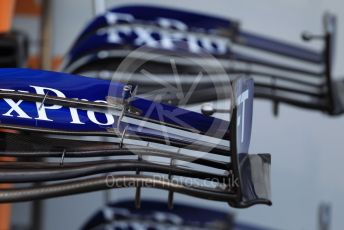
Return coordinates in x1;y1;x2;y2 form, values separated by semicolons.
11;0;344;229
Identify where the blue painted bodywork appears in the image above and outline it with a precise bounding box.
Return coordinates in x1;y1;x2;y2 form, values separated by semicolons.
0;68;229;141
81;200;275;230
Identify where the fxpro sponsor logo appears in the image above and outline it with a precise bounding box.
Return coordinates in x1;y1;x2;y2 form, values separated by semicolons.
96;11;231;56
0;86;114;126
104;11;190;31
99;209;183;230
101;206;183;228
